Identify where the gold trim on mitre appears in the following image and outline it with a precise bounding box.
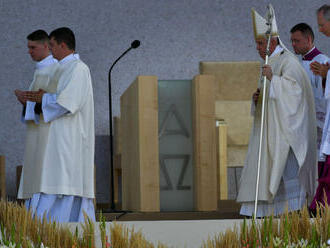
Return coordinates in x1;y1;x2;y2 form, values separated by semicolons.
251;5;279;40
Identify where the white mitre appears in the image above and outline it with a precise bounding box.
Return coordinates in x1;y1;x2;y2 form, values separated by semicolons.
251;4;293;54
252;4;278;40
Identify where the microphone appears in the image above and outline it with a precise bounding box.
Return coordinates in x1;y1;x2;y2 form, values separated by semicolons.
131;40;140;49
107;40;140;212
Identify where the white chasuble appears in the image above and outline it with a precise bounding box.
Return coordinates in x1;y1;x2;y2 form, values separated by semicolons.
236;50;317;205
18;58;95;199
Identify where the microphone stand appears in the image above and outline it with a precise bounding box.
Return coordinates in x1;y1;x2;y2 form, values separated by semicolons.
106;41;140;214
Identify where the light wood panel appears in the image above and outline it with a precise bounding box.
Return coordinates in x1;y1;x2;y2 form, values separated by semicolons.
120;76;160;211
216;121;228;201
199;61;260;101
192;75;217;211
199;61;259;201
215;100;253;146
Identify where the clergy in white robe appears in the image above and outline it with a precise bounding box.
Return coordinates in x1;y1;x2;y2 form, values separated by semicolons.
312;5;330;159
17;28;95;223
290;23;328;159
301;48;328;151
308;4;330;213
310;69;330;212
17;55;58;190
236;6;317;217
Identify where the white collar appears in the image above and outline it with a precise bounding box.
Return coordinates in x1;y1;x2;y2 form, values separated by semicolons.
59;53;80;65
35;55;57;70
270;45;284;58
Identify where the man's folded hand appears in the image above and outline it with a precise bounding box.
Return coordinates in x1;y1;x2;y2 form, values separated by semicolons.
310;61;330;78
14;89;27;106
22;89;46;103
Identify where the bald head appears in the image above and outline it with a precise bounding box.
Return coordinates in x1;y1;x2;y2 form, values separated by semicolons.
317;5;330;37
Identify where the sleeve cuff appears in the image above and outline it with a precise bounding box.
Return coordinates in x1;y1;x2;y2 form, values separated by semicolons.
42;93;69;123
24;101;40;124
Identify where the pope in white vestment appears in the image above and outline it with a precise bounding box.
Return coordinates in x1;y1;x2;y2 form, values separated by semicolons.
236;6;317;217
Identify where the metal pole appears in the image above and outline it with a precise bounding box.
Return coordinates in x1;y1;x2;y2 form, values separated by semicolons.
253;4;273;219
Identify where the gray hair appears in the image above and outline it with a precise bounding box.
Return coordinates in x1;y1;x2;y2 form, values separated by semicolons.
317;4;330;21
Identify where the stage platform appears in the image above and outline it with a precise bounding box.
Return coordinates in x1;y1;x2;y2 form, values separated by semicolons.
96;200;242;222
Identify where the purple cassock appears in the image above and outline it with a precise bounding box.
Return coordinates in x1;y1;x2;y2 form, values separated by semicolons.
310;157;330;212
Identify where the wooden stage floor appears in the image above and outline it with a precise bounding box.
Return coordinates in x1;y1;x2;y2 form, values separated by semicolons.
96;200;243;222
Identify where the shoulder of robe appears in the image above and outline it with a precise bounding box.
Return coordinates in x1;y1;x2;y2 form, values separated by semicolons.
32;64;58;84
275;52;309;82
280;51;302;69
317;53;329;62
74;60;90;74
36;62;59;74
